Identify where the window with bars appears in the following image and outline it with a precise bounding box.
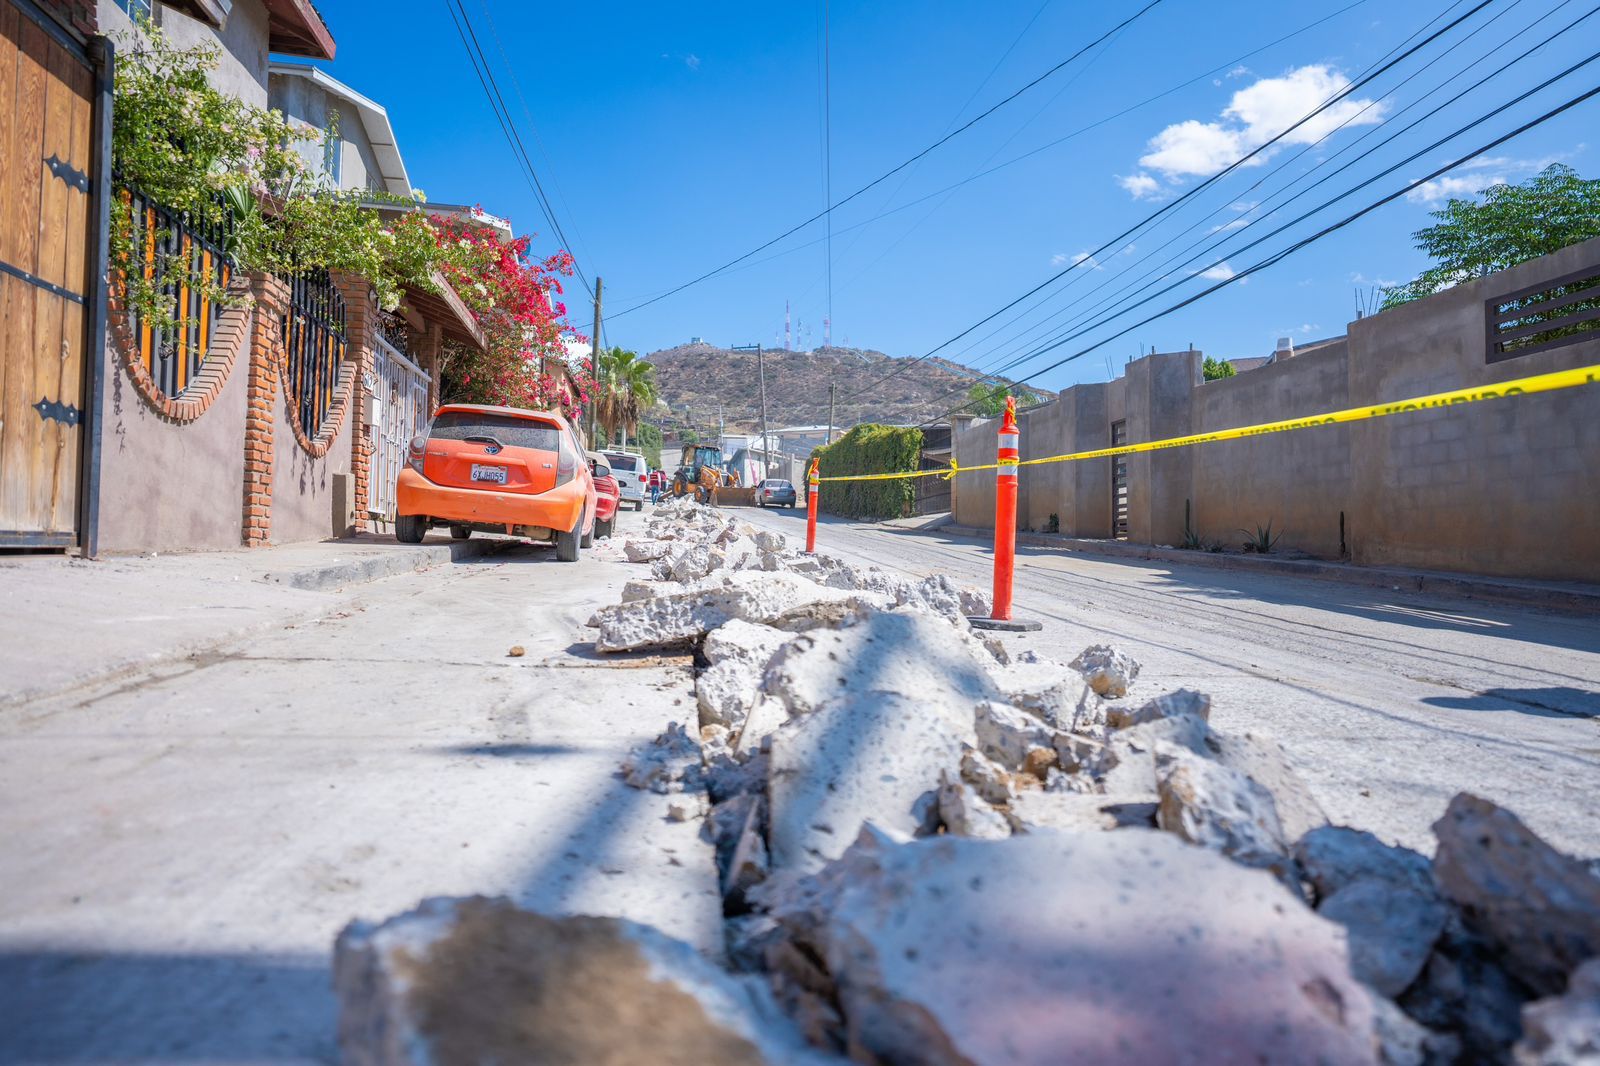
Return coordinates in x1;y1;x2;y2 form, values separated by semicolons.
279;269;347;439
117;182;236;398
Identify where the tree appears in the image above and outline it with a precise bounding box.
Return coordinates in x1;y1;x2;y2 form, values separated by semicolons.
1202;356;1236;381
595;347;660;447
632;423;664;468
965;382;1044;416
1382;164;1600;309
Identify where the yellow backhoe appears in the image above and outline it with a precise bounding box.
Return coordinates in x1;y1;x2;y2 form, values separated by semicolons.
671;443;739;502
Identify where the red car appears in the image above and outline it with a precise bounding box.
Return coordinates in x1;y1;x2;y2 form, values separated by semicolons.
395;404;597;561
587;451;620;539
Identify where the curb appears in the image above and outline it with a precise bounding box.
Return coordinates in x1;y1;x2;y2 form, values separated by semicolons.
258;536;511;592
935;524;1600;614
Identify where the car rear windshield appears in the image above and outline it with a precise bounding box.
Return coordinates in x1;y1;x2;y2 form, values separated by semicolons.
604;453;643;472
763;480;793;489
430;412;560;451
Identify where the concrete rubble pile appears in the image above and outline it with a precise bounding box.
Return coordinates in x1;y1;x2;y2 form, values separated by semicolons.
331;498;1600;1065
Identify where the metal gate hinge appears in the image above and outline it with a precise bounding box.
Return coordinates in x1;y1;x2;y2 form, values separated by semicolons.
43;154;90;194
33;398;80;427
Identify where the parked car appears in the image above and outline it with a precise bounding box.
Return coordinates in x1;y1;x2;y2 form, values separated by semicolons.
395;404;596;561
602;450;648;510
758;478;798;508
587;451;620;540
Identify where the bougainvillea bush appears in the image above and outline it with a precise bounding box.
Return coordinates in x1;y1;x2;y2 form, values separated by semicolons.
425;213;587;414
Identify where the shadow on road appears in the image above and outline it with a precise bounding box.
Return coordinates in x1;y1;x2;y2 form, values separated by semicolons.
1422;686;1600;720
0;949;332;1062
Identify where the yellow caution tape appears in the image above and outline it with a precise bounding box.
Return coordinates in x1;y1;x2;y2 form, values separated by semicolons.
816;362;1600;483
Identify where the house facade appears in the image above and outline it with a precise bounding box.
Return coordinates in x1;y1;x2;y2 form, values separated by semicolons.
0;0;579;555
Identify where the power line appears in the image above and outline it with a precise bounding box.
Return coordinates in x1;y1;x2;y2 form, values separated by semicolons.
608;0;1169;319
952;6;1598;401
835;0;1495;407
612;0;1381;305
916;75;1600;427
823;0;833;347
953;0;1563;382
444;0;594;298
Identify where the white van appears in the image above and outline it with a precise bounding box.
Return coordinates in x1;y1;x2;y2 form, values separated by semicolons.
602;451;648;510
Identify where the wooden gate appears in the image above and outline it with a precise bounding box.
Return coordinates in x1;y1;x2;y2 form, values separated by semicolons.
0;1;100;548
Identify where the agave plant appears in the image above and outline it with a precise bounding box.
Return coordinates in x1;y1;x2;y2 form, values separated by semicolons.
1239;521;1283;553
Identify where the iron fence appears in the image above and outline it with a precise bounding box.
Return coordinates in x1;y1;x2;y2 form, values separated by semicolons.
118;182;235;397
280;267;347;438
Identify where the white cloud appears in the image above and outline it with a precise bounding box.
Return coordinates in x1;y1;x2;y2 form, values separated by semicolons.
1209;218;1248;233
1129;65;1386;192
684;53;701;71
1227;65;1251;79
1118;173;1161;199
1054;250;1103;270
1351;271;1398;288
1199;262;1237;281
1405;173;1505;205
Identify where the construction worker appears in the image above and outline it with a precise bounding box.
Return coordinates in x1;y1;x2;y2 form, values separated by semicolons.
649;468;665;504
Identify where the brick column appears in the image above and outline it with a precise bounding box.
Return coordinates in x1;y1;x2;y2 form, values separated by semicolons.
334;273;377;533
243;274;288;546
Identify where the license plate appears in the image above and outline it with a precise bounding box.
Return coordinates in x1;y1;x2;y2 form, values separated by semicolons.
470;464;507;484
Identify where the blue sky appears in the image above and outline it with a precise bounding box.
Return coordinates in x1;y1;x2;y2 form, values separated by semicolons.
313;0;1594;396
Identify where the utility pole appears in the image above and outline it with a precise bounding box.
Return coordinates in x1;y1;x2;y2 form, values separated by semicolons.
589;276;602;448
827;382;836;444
733;343;770;479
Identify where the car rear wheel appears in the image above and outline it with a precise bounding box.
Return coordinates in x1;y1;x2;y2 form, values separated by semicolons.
449;525;471;540
556;521;582;562
396;514;427;544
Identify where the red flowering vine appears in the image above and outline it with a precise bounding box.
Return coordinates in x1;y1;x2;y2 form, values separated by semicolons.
420;211;585;413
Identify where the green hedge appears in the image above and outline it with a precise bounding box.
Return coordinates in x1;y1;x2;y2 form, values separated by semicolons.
811;424;923;520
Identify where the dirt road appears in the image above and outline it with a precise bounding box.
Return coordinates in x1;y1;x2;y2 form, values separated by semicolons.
741;506;1600;857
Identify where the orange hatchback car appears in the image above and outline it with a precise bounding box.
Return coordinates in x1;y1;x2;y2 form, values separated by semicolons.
395;404;597;561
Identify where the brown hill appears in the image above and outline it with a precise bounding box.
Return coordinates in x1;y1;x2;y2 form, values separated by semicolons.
641;342;1049;435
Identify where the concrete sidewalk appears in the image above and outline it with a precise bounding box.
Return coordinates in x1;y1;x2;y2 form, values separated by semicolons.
0;533;502;707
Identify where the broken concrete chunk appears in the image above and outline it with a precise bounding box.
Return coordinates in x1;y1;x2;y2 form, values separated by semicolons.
985;659;1099;730
705;619;789;667
761;610;1001;722
768;692;976;874
708;793;770;911
753;530;788;554
1204;728;1328;841
1432;792;1600;997
959;747;1015;806
937;770;1011;839
623;538;673;563
1293;826;1448;997
1369;994;1460;1066
1515;957;1600;1065
620;721;703;795
1106;688;1211;730
973;700;1056;770
1092;712;1211;795
334;897;820;1066
764;829;1380;1065
1156;744;1294;880
1295;826;1435;899
1006;790;1158;833
1399;918;1530;1063
1069;643;1141;698
594;571;858;652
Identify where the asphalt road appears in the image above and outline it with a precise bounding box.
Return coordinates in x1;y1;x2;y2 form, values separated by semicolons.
743;505;1600;858
0;511;717;1064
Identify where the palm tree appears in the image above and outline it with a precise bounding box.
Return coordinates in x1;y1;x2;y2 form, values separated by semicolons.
596;347;660;449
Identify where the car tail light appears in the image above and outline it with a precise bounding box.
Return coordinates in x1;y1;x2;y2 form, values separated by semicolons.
407;434;426;474
556;434;578;486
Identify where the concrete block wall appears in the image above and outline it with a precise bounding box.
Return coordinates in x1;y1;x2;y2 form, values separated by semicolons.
944;235;1600;582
